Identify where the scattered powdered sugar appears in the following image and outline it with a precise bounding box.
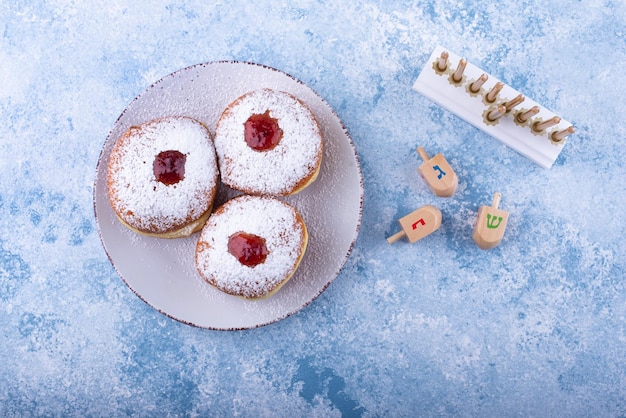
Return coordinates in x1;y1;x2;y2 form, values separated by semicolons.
196;195;306;299
214;89;322;195
107;117;218;233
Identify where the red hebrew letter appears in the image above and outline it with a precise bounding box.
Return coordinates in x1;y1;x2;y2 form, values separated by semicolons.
412;219;426;230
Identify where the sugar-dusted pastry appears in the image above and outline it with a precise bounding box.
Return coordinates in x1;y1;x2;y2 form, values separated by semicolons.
214;89;323;195
107;116;219;238
195;195;308;299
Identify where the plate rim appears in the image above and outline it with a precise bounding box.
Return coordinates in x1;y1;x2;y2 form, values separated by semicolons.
93;60;364;330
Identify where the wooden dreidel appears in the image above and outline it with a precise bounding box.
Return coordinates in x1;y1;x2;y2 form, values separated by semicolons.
386;205;442;244
472;192;509;250
416;146;458;197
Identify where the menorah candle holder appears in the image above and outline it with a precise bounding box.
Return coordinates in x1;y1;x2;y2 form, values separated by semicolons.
413;46;575;169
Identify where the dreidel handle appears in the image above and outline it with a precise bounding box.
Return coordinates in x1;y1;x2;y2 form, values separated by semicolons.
491;192;501;208
386;230;406;244
417;146;429;162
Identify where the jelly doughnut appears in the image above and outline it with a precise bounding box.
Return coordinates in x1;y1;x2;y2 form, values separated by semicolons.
195;195;308;299
107;116;219;238
214;89;323;196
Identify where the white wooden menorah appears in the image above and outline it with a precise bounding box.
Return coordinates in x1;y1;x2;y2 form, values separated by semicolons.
413;46;575;169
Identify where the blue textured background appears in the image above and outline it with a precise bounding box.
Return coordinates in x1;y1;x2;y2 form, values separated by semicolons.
2;1;625;416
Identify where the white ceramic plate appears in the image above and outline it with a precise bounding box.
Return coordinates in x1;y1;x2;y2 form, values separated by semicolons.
94;62;364;330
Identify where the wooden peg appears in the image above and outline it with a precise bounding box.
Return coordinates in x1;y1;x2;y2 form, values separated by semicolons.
515;106;539;124
468;73;488;93
532;116;561;133
504;94;525;112
550;126;575;143
387;205;442;244
485;81;504;103
416;146;458;197
450;58;467;83
485;105;507;123
472;192;509;250
436;51;449;72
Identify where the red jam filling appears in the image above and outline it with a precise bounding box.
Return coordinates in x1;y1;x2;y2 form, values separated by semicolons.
228;232;269;267
244;110;283;151
153;150;186;185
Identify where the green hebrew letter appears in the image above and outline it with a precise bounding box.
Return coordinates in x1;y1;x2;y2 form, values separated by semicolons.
486;213;503;229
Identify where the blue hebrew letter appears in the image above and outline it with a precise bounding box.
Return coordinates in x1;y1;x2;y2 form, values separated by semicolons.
433;165;446;179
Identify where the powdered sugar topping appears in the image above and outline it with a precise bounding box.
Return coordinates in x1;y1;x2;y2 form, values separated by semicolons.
107;117;218;233
195;195;306;299
214;89;322;195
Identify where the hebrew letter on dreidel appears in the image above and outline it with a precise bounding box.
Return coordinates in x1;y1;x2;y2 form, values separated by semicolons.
412;219;426;229
387;205;442;244
472;192;509;250
433;165;446;179
417;146;458;197
486;213;503;229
